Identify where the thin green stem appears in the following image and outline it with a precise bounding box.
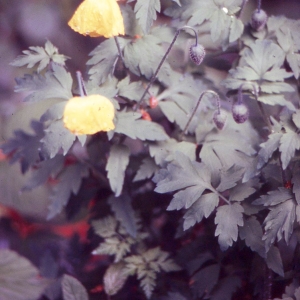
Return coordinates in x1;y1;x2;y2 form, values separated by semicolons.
135;26;198;111
211;188;230;205
238;0;248;19
181;90;220;136
76;71;87;97
114;36;126;68
257;0;261;12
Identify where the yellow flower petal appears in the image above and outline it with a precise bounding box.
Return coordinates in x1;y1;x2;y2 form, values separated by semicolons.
63;95;115;135
68;0;125;38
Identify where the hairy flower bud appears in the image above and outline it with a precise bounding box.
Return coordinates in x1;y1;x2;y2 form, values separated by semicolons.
232;103;249;124
213;110;227;130
189;44;205;65
251;9;268;32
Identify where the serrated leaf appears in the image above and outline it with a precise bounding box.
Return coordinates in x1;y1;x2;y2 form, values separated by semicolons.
106;144;130;197
117;77;144;102
292;110;300;129
149;139;196;166
40;102;66;122
11;40;68;72
1;121;44;173
229;179;258;202
41;119;76;159
257;132;282;169
215;203;244;251
263;199;296;251
108;194;137;237
23;155;65;191
253;187;294;206
14;64;73;103
292;168;300;204
239;217;265;257
266;246;284;277
114;111;168;141
103;263;128;296
0;250;48;300
211;9;226;42
87;38;127;84
134;0;161;34
258;95;295;111
92;216;118;238
183;193;219;230
47;163;89;219
62;274;88;300
133;157;158;182
279;131;300;169
216;165;245;192
154;152;212;194
191;264;220;298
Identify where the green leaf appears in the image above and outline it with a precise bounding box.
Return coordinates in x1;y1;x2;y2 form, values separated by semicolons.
215;203;244;251
216;165;245;192
266;246;284;277
10;40;68;72
0;250;48;300
114;111;168;141
183;193;219;230
210;9;226;42
62;274;88;300
47;163;89;219
41;119;77;159
239;216;265;257
263;199;296;251
229;179;258;202
103;263;128;296
149;139;196;166
292;168;300;205
14;64;73;103
191;264;220;298
133;157;158;182
1;121;44;173
258;95;295;111
154;152;212;194
253;188;294;206
87;38;127;84
106;144;130;197
162;292;187;300
108;194;137;237
229;17;244;43
257;132;283;169
117;77;144;102
279;131;300;169
134;0;161;34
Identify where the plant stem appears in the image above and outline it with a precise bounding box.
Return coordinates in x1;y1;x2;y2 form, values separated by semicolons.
76;71;87;97
136;26;198;111
181;90;220;136
114;36;126;68
257;0;261;12
238;0;248;19
211;188;230;205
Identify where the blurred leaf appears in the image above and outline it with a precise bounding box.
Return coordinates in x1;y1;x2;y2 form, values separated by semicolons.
108;194;137;237
1;121;44;173
210;276;241;300
279;131;300;169
104;263;128;296
0;250;48;300
11;40;68;72
47;163;89;219
266;246;284;277
14;64;73;103
134;0;160;34
106;144;130;197
62;274;88;300
41;120;77;159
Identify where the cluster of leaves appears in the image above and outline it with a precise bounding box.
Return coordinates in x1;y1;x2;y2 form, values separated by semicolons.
2;0;300;299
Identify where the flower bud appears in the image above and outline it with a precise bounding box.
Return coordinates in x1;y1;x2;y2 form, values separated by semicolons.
232;103;249;124
189;44;205;65
251;9;268;32
213;110;227;130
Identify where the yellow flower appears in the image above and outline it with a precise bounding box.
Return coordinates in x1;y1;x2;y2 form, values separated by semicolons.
68;0;125;38
63;95;115;135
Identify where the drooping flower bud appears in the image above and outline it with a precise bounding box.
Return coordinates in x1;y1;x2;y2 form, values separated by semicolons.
189;44;206;65
232;103;249;124
213;110;227;130
251;9;268;32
